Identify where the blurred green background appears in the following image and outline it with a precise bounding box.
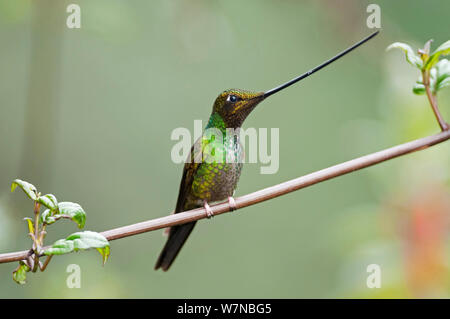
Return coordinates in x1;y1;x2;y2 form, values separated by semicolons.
0;0;449;298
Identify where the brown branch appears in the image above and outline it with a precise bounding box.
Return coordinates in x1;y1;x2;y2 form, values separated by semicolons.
1;129;449;265
422;69;449;131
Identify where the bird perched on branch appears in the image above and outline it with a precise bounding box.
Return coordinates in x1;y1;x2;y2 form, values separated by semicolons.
155;31;379;271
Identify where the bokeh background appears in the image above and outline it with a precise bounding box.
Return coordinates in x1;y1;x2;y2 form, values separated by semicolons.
0;0;449;298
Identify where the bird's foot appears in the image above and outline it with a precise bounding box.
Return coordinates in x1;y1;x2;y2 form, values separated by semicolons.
228;196;237;211
204;201;214;219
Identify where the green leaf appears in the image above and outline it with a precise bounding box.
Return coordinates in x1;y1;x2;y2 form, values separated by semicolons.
435;59;450;92
41;202;86;228
387;42;423;69
425;40;450;70
97;246;110;266
23;217;35;234
58;202;86;228
438;77;450;90
413;82;426;95
38;194;58;212
12;261;30;285
40;209;57;225
45;231;110;265
11;179;38;201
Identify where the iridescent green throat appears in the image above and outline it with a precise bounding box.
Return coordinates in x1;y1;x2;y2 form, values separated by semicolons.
204;112;240;151
205;112;227;134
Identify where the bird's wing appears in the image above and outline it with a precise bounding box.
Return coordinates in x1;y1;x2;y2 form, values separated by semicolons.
174;137;203;213
154;137;204;271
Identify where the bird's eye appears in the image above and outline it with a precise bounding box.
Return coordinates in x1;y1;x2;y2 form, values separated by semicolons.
227;95;238;103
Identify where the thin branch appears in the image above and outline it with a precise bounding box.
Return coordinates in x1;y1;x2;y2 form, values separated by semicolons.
1;129;449;265
422;69;449;131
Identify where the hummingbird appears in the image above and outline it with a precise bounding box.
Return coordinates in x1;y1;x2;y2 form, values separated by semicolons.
155;31;379;271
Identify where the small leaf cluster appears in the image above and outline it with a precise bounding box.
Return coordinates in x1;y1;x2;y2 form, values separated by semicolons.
10;179;110;285
387;40;450;95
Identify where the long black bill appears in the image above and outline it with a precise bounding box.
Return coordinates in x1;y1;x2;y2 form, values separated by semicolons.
264;31;379;98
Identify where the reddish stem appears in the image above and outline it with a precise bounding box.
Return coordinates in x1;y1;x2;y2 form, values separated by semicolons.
422;70;449;131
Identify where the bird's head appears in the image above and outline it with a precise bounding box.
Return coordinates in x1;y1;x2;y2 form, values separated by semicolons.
211;89;265;128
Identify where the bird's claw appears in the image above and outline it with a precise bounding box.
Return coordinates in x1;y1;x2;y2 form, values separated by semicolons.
204;201;214;219
228;196;237;211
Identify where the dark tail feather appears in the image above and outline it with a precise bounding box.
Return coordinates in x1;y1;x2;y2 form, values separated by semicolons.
154;222;196;271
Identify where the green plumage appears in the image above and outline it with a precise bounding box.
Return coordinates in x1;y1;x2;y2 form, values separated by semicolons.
155;89;264;271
